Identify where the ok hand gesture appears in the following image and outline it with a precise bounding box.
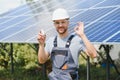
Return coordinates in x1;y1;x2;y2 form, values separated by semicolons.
74;22;85;37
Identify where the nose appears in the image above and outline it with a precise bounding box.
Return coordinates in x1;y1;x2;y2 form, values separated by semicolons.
59;23;63;26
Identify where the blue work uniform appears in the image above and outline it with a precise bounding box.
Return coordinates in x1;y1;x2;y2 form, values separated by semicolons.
45;34;86;80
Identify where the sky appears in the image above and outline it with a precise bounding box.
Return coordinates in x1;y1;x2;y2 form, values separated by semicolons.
0;0;23;14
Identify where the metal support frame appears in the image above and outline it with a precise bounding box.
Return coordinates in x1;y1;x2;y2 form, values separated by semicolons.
42;63;47;79
106;52;110;80
87;56;91;80
10;43;14;74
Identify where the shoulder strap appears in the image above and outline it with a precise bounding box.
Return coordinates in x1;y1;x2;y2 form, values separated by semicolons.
53;36;57;47
53;35;75;47
65;35;75;48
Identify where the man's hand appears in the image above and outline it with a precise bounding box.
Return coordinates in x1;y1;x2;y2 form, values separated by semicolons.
37;31;46;46
74;22;85;37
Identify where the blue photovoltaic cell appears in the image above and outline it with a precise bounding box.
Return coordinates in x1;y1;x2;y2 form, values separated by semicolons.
95;0;120;7
107;32;120;42
87;22;120;41
0;17;10;23
70;8;115;23
67;0;103;9
0;0;119;44
6;5;29;16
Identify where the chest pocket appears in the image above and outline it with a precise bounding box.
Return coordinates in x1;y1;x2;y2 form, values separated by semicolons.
51;35;76;69
51;48;68;69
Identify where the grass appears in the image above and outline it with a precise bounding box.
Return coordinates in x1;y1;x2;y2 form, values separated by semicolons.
0;54;119;80
0;66;48;80
0;64;119;80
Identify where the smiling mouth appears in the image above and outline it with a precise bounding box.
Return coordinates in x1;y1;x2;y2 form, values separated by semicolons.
58;27;64;31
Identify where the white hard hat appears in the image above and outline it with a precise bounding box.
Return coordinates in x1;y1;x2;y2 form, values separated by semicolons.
52;8;69;20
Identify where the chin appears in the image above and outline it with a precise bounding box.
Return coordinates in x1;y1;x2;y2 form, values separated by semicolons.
57;29;67;34
59;32;66;35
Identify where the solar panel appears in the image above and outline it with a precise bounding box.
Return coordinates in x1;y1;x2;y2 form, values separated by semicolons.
0;0;120;44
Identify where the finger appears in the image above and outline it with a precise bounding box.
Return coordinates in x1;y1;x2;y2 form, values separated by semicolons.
38;33;45;38
77;22;84;26
40;29;46;35
37;35;45;43
37;34;42;41
74;26;78;31
38;33;45;40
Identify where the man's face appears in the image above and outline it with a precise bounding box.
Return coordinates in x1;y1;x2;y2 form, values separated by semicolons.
53;19;69;34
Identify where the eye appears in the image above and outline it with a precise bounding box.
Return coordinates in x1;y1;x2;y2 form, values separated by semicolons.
54;22;59;24
62;21;65;24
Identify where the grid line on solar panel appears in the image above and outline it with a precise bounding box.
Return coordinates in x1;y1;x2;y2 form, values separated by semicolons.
0;5;35;24
97;8;120;21
85;21;120;39
69;1;112;20
106;36;120;42
113;35;120;42
87;22;119;41
95;0;120;7
25;26;56;42
69;5;119;13
0;0;71;33
4;27;38;41
86;9;120;37
86;22;107;38
52;0;71;8
0;16;36;33
3;0;44;16
0;16;30;26
0;26;37;42
95;25;119;42
85;9;120;35
69;22;120;42
0;15;51;41
0;5;27;16
25;27;55;42
1;26;56;43
42;2;118;40
68;0;106;10
0;4;118;33
1;5;118;19
0;0;111;25
103;31;120;42
0;0;120;43
71;8;115;23
69;7;117;34
7;5;31;16
0;0;56;27
85;7;120;28
0;8;32;27
85;12;120;41
87;24;104;38
0;0;106;36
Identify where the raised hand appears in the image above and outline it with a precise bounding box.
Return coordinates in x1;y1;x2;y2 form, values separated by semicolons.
37;30;46;46
74;22;85;37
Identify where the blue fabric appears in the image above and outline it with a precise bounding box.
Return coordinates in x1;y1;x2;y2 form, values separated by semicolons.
47;34;82;80
51;47;77;70
48;70;72;80
45;34;86;67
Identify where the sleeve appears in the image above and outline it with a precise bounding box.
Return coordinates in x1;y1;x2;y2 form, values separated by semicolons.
75;34;86;52
45;37;54;55
80;40;86;52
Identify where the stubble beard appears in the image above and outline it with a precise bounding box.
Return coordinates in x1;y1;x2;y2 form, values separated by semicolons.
57;27;67;35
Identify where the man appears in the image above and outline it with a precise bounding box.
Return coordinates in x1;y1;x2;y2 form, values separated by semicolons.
37;8;97;80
